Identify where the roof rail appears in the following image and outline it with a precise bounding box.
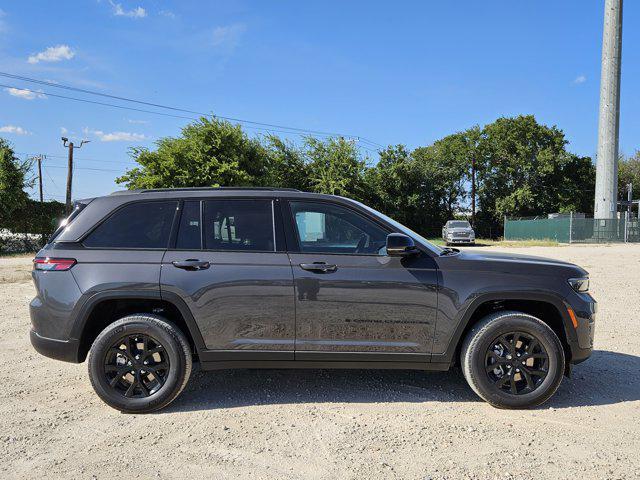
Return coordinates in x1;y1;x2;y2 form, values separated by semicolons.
139;186;302;193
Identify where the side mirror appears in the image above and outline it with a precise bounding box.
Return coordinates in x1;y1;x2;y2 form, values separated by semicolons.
386;233;418;257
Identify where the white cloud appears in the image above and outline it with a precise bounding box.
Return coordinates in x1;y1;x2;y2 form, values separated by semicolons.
109;1;147;18
127;119;149;124
572;75;587;85
0;125;29;135
211;24;246;50
84;127;146;142
0;9;8;34
28;44;75;64
60;127;68;134
159;10;176;19
4;87;47;100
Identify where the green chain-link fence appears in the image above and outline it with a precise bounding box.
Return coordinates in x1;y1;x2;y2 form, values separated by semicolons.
504;215;640;243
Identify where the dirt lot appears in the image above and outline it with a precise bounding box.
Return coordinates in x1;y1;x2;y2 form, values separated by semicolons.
1;244;639;480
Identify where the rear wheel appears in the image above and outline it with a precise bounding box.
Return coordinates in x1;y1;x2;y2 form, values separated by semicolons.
88;314;192;413
460;311;565;408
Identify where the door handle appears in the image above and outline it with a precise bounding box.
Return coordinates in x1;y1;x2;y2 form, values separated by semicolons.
172;259;210;271
299;262;338;273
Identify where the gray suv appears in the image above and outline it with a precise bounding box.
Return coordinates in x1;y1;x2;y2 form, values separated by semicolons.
30;188;596;413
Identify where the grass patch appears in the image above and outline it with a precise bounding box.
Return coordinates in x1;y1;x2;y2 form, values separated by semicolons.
427;238;560;248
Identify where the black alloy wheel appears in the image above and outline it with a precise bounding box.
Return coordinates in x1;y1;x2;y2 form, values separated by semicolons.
485;331;549;395
104;333;169;398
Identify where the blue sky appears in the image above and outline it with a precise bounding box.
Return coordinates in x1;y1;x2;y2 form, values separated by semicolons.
0;1;638;201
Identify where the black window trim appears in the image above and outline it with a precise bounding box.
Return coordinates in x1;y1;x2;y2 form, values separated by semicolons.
79;199;179;251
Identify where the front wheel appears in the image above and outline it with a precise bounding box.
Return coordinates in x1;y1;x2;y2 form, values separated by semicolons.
460;311;565;408
88;314;192;413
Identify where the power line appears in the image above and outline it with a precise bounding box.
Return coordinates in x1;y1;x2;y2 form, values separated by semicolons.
17;151;135;166
0;72;385;147
45;164;122;173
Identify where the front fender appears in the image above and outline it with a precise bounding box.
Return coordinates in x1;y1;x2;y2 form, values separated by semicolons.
432;288;578;365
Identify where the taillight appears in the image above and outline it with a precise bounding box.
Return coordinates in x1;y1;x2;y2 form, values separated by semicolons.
33;257;77;271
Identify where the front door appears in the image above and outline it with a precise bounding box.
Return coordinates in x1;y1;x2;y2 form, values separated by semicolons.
161;198;295;360
285;200;438;362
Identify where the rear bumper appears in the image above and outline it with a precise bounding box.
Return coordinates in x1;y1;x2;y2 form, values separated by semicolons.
30;329;80;363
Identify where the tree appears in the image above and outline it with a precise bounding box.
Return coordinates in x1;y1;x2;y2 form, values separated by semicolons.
475;115;594;235
0;138;32;226
303;137;368;200
262;135;310;191
618;151;640;200
116;117;269;189
413;127;480;220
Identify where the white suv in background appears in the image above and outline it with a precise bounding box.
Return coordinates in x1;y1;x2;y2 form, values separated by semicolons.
442;220;475;245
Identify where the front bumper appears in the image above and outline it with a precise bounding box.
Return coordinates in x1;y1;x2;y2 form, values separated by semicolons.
567;295;597;365
447;238;475;244
30;329;80;363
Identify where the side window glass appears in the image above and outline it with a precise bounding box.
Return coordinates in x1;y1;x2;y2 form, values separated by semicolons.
176;201;201;249
290;202;388;255
203;200;274;251
84;201;177;249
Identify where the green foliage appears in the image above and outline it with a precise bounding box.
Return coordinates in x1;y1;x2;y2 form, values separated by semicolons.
3;199;66;234
303;137;368;199
116;117;269;189
0;138;32;225
618;151;640;199
475;115;595;236
113;115;596;239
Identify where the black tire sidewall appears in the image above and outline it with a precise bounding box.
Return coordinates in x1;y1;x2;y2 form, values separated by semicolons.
466;315;565;408
88;317;188;413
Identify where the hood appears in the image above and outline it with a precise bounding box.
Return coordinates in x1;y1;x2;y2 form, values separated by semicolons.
445;250;588;277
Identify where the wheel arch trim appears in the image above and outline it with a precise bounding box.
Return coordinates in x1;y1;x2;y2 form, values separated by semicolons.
69;289;207;354
435;290;577;365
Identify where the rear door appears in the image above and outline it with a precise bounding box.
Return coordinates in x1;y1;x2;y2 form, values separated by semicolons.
284;200;438;362
160;198;296;360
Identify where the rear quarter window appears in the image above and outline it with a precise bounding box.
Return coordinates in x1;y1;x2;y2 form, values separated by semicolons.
83;201;177;249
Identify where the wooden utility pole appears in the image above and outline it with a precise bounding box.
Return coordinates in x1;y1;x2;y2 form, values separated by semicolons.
61;137;90;214
471;156;476;226
36;155;44;203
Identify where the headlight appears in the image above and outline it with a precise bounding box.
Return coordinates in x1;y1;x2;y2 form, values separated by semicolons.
568;277;589;293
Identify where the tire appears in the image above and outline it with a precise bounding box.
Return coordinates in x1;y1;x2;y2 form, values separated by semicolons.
460;311;565;409
88;314;192;413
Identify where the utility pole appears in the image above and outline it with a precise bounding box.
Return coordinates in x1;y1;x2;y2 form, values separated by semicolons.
30;154;45;203
594;0;623;219
61;137;90;214
37;156;43;203
471;156;476;226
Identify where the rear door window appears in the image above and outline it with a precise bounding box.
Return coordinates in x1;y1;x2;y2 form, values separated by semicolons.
83;201;177;249
203;199;274;251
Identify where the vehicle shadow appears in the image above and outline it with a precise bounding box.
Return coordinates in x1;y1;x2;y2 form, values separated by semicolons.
164;350;640;413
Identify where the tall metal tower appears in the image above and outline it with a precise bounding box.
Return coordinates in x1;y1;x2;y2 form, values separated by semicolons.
594;0;623;219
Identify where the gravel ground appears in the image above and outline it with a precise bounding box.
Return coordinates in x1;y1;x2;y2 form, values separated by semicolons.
1;245;639;479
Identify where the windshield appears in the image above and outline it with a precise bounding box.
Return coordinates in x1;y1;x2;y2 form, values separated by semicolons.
352;200;443;254
448;221;471;228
